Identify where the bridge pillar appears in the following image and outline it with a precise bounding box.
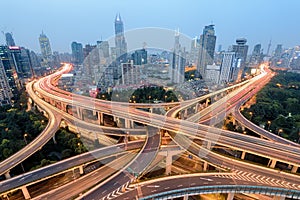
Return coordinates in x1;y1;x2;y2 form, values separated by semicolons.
52;135;57;144
4;171;11;179
79;165;84;175
183;194;188;200
241;151;246;160
195;103;200;113
183;109;188;118
205;98;210;107
203;161;208;171
97;112;103;125
227;192;234;200
76;107;83;120
292;165;298;173
165;153;172;175
21;186;31;199
149;108;153;113
125;119;131;129
61;103;67;112
206;141;212;150
269;159;277;168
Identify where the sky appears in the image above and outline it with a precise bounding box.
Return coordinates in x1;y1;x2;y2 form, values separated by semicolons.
0;0;299;54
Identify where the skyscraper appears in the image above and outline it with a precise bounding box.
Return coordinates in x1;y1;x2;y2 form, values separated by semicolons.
114;13;127;63
190;37;200;65
231;38;248;82
131;49;147;65
71;42;84;65
170;30;186;84
0;45;20;100
250;44;262;65
0;60;13;106
39;32;52;64
197;25;216;77
219;52;236;84
5;32;16;46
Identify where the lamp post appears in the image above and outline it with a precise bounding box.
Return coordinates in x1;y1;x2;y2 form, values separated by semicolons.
267;121;271;130
23;133;28;145
277;128;283;135
249;112;253;120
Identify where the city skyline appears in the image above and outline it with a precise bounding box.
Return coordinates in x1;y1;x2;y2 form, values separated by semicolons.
0;0;300;53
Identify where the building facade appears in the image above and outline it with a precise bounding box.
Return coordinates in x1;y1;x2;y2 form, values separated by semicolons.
197;25;216;77
39;32;52;65
71;42;84;65
114;13;127;63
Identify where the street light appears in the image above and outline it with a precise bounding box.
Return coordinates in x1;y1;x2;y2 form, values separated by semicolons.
164;95;168;102
267;121;271;130
23;133;28;145
148;95;151;103
278;128;283;135
249;112;253;120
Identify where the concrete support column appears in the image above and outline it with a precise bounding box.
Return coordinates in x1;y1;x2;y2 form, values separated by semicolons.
149;108;153;113
113;115;117;122
165;153;172;175
232;118;236;126
21;186;31;200
206;141;212;150
195;103;199;113
269;159;277;168
79;165;84;175
125;119;131;129
203;161;208;171
241;151;246;160
205;98;210;107
183;195;188;200
52;135;57;144
4;171;11;179
183;109;188;118
292;165;298;173
76;107;83;120
61;103;67;112
227;193;234;200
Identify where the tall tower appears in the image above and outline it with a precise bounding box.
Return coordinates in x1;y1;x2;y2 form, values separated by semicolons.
197;24;216;77
219;52;236;84
114;13;127;63
5;32;16;46
0;60;13;106
71;41;84;65
39;32;52;64
231;38;248;82
170;30;186;84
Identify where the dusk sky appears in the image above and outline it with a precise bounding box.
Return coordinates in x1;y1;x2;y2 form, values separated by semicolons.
1;0;299;53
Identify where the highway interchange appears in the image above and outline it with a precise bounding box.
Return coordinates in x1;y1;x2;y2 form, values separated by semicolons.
1;63;300;199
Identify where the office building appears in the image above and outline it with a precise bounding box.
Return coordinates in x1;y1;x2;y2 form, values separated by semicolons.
5;32;16;46
114;13;127;63
274;44;283;58
132;49;147;65
0;60;13;106
97;41;110;58
219;52;236;84
231;38;248;82
170;30;186;84
190;37;200;65
205;64;220;84
39;32;52;64
0;45;20;100
71;42;84;65
197;25;216;77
